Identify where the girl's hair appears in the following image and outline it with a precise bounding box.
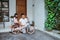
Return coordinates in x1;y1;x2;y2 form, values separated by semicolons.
14;13;18;17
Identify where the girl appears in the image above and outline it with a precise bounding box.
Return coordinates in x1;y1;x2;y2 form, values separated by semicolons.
11;13;19;34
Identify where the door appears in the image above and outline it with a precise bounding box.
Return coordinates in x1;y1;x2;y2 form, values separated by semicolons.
16;0;27;20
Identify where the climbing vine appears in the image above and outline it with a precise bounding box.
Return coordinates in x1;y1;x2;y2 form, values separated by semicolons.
45;0;60;31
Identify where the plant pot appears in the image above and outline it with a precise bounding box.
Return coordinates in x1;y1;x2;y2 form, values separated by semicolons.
46;28;53;31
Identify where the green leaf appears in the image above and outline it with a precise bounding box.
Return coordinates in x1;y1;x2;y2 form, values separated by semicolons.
45;0;60;30
47;2;51;5
58;8;60;10
54;0;59;2
58;2;60;7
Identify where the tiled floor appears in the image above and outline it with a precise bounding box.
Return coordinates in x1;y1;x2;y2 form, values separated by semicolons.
38;29;60;39
0;30;60;40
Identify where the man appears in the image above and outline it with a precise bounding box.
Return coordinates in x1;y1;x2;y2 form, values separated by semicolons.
19;14;29;33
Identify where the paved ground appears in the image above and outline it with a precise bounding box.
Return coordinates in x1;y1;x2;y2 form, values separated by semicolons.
0;30;60;40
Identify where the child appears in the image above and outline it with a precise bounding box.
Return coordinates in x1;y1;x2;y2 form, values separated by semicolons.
19;14;29;33
14;13;19;24
11;13;19;34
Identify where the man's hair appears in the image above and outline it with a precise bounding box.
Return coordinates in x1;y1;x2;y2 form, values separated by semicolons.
21;13;25;16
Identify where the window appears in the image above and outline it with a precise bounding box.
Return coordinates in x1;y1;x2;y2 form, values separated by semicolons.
0;0;9;22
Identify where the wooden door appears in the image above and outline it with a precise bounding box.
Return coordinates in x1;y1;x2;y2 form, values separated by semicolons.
16;0;27;20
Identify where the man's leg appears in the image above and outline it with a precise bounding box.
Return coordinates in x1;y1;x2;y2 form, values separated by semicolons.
21;24;30;33
21;25;27;33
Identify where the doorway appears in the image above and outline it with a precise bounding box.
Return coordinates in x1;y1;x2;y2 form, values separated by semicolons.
16;0;27;20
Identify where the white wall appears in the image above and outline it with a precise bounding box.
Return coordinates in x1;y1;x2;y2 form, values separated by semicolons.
34;0;45;30
2;0;33;28
5;0;16;28
27;0;33;23
5;0;33;28
27;0;46;30
0;0;46;31
8;0;45;31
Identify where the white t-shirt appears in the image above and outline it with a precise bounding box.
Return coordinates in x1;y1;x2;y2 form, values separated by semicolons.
19;18;28;25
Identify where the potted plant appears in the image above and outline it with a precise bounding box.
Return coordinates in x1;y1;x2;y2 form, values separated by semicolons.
10;16;14;25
